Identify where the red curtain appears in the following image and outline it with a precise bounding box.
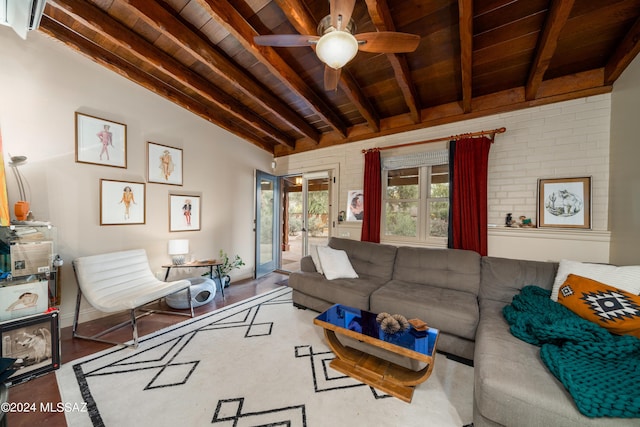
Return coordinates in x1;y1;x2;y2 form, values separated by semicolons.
450;136;492;255
361;149;381;242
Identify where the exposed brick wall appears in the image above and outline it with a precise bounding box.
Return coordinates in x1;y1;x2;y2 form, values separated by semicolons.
279;93;611;238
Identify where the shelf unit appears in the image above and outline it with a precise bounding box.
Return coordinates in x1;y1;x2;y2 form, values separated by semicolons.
0;223;61;386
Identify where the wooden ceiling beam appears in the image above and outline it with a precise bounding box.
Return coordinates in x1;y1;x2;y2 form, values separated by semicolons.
364;0;420;123
46;0;294;149
458;0;473;113
525;0;575;101
274;0;380;132
120;0;319;144
194;0;349;138
38;16;274;152
605;15;640;85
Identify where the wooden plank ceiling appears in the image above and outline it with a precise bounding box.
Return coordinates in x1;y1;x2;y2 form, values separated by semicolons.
40;0;640;156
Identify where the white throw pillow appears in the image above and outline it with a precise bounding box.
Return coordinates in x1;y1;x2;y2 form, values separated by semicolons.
316;246;359;280
309;244;326;274
551;259;640;301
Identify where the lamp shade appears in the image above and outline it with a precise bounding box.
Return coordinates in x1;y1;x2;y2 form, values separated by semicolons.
315;30;359;69
168;239;189;265
168;239;189;255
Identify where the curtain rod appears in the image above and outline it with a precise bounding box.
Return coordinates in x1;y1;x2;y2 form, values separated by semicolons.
362;127;506;153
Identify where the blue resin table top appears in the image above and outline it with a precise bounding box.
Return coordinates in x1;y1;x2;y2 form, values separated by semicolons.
315;304;438;357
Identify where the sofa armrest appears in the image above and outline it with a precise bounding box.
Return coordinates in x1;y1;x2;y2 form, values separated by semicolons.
300;255;317;273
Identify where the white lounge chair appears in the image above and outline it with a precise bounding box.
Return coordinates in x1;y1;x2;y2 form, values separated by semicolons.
72;249;194;348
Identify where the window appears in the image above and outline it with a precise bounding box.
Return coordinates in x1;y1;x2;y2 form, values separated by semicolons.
382;152;449;245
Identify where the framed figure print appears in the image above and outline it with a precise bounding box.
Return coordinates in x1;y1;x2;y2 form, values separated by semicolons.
537;177;591;229
147;142;183;186
75;112;127;168
100;179;146;225
346;190;364;221
169;194;201;232
1;310;60;386
0;280;48;322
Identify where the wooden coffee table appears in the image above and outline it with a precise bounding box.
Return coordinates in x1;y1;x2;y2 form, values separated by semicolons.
314;304;439;403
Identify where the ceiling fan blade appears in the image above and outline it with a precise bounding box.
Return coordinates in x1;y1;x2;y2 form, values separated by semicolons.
324;65;341;91
355;32;421;53
330;0;356;31
254;34;319;47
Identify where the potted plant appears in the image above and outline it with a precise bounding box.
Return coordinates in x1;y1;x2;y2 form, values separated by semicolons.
211;249;245;288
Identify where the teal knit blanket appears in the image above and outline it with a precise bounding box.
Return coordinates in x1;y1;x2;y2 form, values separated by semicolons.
502;285;640;418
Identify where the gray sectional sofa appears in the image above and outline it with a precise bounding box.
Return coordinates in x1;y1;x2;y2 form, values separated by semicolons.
289;237;637;427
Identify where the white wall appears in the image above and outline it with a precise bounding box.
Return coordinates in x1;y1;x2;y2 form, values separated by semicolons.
0;28;272;326
277;95;612;263
610;54;640;265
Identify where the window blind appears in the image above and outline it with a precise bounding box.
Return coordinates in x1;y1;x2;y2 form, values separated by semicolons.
381;150;448;170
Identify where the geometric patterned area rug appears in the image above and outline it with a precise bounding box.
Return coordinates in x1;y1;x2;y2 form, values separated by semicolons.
57;287;473;426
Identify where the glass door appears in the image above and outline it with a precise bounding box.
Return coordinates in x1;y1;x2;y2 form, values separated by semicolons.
281;171;331;272
255;170;279;278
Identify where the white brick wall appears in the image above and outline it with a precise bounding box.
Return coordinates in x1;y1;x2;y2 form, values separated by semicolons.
489;95;610;230
278;94;611;242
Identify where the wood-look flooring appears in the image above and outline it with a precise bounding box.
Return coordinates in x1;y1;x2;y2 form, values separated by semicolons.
5;272;288;427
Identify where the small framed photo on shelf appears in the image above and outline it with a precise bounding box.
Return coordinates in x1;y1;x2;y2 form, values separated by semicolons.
147;142;183;186
0;280;48;322
1;310;60;386
537;177;591;229
100;179;146;225
169;193;201;232
75;112;127;168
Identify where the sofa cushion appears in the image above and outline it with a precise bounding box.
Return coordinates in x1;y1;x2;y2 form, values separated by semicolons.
370;280;479;340
328;237;397;281
309;244;327;274
479;256;558;304
474;299;633;427
316;246;358;280
551;259;640;301
558;274;640;338
288;271;386;310
392;246;481;295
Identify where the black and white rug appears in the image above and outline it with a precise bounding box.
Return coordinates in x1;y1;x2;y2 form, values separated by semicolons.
57;287;473;426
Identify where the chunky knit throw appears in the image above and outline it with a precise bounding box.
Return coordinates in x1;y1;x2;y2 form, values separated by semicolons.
503;285;640;418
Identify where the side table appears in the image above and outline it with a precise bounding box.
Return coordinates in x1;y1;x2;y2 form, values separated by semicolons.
162;260;226;299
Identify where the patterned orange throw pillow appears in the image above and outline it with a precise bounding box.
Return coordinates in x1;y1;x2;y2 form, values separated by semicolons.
557;274;640;338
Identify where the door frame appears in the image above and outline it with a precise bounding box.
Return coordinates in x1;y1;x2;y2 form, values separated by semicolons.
279;164;339;269
255;170;280;278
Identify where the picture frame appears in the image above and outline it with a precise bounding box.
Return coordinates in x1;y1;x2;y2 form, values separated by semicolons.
1;310;60;386
75;112;127;168
346;190;364;221
10;241;53;278
100;179;146;225
537;177;591;229
0;280;48;322
169;194;201;232
147;142;183;186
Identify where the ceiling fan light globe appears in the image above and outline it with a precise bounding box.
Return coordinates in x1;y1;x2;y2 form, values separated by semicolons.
316;31;358;69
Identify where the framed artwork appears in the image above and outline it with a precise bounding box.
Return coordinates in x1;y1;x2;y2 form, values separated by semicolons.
147;142;183;186
75;112;127;168
0;280;48;322
537;177;591;229
346;190;364;221
100;179;146;225
169;194;201;232
1;310;60;386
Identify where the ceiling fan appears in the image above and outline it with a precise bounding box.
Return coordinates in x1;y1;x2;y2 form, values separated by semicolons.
254;0;420;91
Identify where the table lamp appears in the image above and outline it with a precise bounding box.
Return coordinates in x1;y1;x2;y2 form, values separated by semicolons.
168;239;189;265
